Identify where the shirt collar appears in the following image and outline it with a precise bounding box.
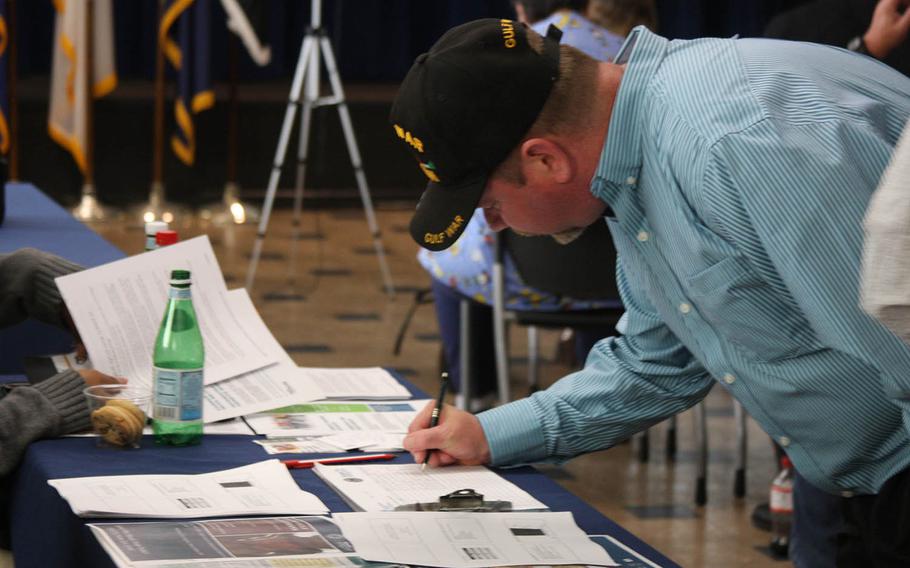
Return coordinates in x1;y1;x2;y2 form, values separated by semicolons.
593;26;669;198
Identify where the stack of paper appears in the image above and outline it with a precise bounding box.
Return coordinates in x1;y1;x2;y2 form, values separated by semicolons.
314;463;548;512
48;460;329;518
55;237;413;425
246;399;431;453
333;511;618;567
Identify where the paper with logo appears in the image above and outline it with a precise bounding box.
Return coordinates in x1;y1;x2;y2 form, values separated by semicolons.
55;237;278;389
333;511;618;567
48;460;328;518
88;516;400;568
313;463;547;512
245;399;430;437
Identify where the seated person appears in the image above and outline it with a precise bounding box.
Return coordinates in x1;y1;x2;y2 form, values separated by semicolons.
417;0;645;407
0;248;125;476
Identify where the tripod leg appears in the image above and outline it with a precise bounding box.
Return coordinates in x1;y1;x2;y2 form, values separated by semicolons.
246;35;316;291
319;35;395;296
288;45;317;282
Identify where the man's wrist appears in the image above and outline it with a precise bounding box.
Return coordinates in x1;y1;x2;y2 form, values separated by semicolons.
861;31;889;59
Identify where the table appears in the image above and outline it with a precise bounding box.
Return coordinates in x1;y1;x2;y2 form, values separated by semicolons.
0;183;123;372
2;185;679;568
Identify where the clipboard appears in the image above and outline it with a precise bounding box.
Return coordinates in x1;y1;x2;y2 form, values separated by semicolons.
393;488;512;512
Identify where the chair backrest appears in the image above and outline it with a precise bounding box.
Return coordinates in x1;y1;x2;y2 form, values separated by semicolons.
503;219;619;301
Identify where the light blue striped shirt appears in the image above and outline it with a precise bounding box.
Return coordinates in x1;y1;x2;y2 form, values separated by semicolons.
478;27;910;496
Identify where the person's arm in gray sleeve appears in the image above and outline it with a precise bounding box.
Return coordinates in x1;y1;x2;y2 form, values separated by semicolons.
0;248;83;328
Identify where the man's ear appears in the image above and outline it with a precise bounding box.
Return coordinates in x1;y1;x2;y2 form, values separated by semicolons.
519;137;573;183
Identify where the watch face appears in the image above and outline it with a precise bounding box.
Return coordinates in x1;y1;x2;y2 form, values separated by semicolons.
847;36;865;53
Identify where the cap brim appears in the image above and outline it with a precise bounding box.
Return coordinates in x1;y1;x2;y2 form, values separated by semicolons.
409;175;486;251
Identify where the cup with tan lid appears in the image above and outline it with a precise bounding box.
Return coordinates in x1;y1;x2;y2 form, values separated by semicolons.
84;385;150;448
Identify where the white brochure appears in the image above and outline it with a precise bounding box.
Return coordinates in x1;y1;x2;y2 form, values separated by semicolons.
333;511;618;567
55;237;277;389
245;399;430;437
48;460;329;518
314;463;547;512
297;367;412;400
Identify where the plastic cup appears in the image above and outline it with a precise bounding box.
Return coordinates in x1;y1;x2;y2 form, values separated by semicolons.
83;385;151;448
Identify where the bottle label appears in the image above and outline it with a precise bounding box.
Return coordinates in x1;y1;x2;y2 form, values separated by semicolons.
168;287;192;300
770;483;793;513
153;367;203;421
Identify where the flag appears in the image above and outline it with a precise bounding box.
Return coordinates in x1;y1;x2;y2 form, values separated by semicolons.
161;0;213;166
0;0;10;156
48;0;117;174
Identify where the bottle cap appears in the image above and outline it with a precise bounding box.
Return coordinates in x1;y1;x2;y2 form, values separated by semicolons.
145;220;169;235
170;269;191;285
155;230;179;246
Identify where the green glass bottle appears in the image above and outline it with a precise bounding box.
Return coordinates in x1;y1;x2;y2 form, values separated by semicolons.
152;269;204;445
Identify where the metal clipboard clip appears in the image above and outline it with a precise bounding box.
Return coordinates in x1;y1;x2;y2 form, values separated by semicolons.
393;489;512;512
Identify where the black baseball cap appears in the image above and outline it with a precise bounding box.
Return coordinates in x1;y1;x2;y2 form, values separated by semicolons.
390;18;561;251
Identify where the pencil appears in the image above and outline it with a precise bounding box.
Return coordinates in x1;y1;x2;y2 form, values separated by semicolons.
422;371;449;471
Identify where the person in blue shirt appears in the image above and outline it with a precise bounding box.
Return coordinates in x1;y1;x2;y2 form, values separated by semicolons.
417;0;627;409
391;18;910;565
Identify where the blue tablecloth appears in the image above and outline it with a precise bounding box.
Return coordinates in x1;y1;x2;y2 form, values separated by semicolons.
2;184;679;568
0;183;123;372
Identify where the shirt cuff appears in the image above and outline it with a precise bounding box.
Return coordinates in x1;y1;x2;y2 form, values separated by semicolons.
31;370;90;435
477;397;548;466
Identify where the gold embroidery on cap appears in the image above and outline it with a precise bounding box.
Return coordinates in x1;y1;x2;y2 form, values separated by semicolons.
392;123;424;153
500;19;516;48
424;215;465;246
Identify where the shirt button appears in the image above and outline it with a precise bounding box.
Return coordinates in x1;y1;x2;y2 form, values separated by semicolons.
841;490;854;498
779;436;791;447
626;176;637;185
723;373;736;384
679;302;692;314
637;231;649;242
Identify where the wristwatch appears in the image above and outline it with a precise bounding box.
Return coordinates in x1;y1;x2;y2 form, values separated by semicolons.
847;35;870;55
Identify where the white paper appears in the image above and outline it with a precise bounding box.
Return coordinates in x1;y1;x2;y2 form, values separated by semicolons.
245;399;430;438
55;237;277;389
203;357;322;423
297;367;412;400
253;437;346;455
49;460;328;518
334;511;618;567
314;463;547;512
89;516;368;568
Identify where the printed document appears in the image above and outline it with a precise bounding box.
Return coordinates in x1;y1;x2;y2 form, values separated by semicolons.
298;367;411;400
56;237;277;389
333;511;618;567
49;460;328;518
89;516;372;568
314;463;547;512
245;399;430;437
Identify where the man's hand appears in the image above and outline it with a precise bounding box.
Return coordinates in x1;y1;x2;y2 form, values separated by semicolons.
403;401;492;467
865;0;910;59
78;369;127;388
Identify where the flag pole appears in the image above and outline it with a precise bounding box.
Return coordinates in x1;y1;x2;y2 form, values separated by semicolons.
133;0;187;225
72;0;112;221
198;29;259;225
7;0;18;181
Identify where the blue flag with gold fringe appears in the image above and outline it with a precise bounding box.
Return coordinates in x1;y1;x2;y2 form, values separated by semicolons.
0;0;10;156
161;0;213;166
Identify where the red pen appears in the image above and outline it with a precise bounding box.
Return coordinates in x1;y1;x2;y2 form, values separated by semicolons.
281;453;397;469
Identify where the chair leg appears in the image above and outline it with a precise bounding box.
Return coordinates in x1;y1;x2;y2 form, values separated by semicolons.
631;431;649;462
734;400;747;498
527;326;539;396
666;415;678;461
457;299;471;411
694;402;708;506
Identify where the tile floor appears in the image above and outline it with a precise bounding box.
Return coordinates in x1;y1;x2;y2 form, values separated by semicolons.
89;203;789;567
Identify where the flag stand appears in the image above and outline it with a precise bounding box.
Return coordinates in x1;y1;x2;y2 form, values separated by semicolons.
199;31;259;225
72;0;112;222
245;0;394;296
132;0;189;226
